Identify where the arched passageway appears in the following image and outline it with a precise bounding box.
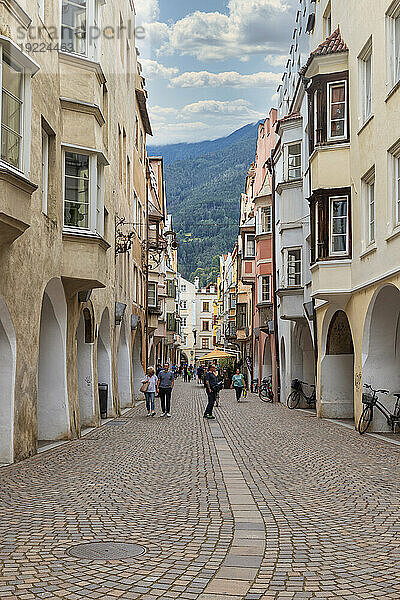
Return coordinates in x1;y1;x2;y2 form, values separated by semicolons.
291;323;315;385
118;324;132;409
0;296;16;463
262;337;272;378
77;309;95;429
321;310;354;419
97;308;114;418
132;324;145;401
362;285;400;431
37;279;69;443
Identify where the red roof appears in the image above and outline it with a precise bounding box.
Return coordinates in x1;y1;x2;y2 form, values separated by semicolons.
300;27;348;75
279;112;301;123
311;27;348;57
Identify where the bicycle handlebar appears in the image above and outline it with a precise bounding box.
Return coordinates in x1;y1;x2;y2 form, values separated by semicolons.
363;383;389;394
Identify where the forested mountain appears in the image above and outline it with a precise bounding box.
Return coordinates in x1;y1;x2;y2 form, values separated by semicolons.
149;122;259;285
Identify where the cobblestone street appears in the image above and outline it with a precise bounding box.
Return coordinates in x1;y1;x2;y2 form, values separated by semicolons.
1;381;400;600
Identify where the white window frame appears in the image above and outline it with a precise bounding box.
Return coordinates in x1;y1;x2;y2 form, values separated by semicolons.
327;80;347;142
329;196;349;256
257;275;271;304
201;337;209;350
0;44;36;176
286;141;302;181
359;40;373;124
148;282;157;307
285;248;302;287
386;3;400;90
244;233;256;258
62;147;105;235
258;205;272;234
60;0;103;61
38;0;45;21
202;320;210;332
396;156;400;226
41;128;49;214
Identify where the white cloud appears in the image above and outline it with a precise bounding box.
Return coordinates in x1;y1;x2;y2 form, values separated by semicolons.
153;0;296;61
182;99;260;118
134;0;160;25
169;70;282;88
141;59;179;80
265;54;289;67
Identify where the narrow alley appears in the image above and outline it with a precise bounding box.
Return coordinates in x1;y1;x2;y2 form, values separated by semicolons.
1;382;399;600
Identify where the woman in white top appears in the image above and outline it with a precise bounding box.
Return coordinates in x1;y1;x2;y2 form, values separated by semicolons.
142;367;158;416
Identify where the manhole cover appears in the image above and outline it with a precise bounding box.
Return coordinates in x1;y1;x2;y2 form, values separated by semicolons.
67;542;146;560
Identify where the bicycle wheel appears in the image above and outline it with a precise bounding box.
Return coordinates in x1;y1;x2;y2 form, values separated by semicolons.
287;390;301;409
358;405;373;434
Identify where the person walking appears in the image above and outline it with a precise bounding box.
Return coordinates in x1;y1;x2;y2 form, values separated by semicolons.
203;364;218;420
183;364;188;383
231;368;246;402
197;364;204;384
157;363;174;417
141;367;157;416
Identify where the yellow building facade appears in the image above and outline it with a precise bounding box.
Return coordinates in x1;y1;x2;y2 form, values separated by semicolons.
306;0;400;430
0;0;150;463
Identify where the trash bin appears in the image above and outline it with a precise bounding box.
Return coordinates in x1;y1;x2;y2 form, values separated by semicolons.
98;383;108;419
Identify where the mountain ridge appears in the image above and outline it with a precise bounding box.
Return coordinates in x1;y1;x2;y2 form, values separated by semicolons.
149;122;259;285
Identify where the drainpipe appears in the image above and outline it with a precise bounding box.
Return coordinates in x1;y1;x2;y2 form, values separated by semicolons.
269;152;281;402
145;160;150;372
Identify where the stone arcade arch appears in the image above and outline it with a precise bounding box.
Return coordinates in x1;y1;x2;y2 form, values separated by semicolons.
0;296;16;464
97;308;114;418
362;285;400;431
320;310;354;419
37;279;70;443
77;309;95;429
291;323;315;386
262;337;272;379
117;324;132;410
132;323;145;401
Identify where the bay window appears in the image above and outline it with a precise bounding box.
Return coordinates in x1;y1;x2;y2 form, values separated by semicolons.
148;282;157;307
1;55;23;169
258;206;272;234
245;233;255;257
308;73;349;152
311;188;351;262
258;275;271;304
328;81;347;140
286;249;302;286
63;149;106;235
61;0;103;61
287;142;301;180
330;197;349;255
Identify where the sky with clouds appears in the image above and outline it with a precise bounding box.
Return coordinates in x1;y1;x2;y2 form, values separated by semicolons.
135;0;297;146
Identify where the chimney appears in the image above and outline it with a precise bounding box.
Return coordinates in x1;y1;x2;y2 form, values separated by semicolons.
194;277;200;291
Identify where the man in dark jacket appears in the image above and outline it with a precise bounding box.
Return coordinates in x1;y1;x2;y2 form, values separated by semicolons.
203;364;218;419
157;363;174;417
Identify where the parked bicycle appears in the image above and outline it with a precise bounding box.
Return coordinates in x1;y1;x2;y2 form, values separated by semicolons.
287;379;316;409
259;376;274;402
358;384;400;434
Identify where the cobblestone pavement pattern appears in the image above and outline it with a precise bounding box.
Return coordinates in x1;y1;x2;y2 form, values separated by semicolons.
1;382;400;600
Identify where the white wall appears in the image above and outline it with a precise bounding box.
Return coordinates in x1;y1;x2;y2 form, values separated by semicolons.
77;313;95;428
0;296;15;463
118;324;132;409
37;280;69;441
320;355;354;419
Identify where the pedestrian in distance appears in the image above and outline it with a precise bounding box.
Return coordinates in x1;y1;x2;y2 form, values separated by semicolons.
183;364;188;382
203;364;220;420
141;367;157;417
231;368;246;402
157;363;175;417
197;364;204;384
